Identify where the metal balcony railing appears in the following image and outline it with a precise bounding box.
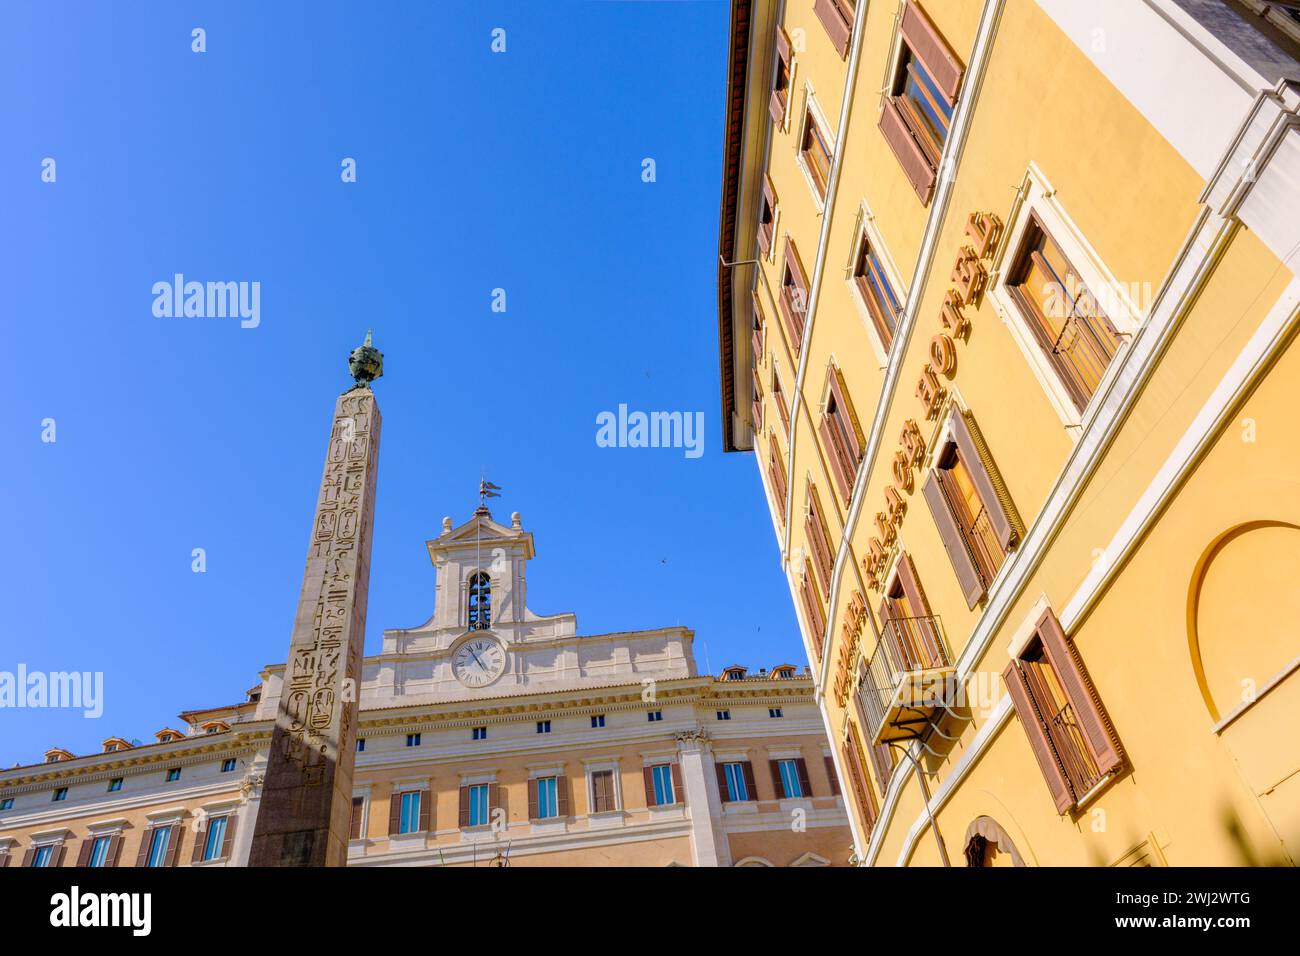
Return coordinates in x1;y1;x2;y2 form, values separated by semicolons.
858;614;955;744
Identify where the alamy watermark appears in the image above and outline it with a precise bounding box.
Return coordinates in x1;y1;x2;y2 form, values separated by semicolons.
0;666;103;718
152;274;260;329
595;405;704;459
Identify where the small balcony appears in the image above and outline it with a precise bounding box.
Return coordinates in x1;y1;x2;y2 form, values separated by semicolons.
859;614;956;746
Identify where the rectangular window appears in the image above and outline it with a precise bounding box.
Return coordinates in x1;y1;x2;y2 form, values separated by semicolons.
854;232;902;349
751;294;765;366
52;787;68;802
879;1;964;203
590;770;616;813
778;239;809;353
107;779;122;793
406;733;421;747
877;552;947;672
805;484;835;594
921;409;1020;608
201;816;228;862
650;764;676;806
769;28;793;125
33;845;54;868
841;722;879;831
165;768;181;782
398;791;422;834
813;0;855;56
535;776;559;819
350;796;365;840
356;738;365;752
88;835;112;868
751;367;764;434
467;784;490;827
772;369;790;432
1003;608;1124;813
800;108;834;199
716;710;731;721
768;708;784;719
590;715;605;729
768;440;788;516
0;797;13;809
757;177;777;257
722;762;750;802
220;758;236;773
646;711;662;723
1007;214;1122;412
819;365;864;504
775;758;804;798
472;726;487;740
146;827;170;868
536;720;551;734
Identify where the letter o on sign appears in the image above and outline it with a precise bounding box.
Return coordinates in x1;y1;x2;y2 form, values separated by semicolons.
929;334;957;376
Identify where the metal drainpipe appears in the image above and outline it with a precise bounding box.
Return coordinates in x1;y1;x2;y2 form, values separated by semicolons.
891;737;952;867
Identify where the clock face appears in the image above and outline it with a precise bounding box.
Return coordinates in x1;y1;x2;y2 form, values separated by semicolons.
452;637;506;688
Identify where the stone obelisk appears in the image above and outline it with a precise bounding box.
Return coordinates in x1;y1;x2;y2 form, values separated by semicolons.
248;332;383;866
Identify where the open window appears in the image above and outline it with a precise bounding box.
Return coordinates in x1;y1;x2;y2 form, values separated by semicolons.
813;0;855;57
818;364;865;505
757;177;778;260
769;27;794;128
804;482;836;594
799;104;835;202
778;238;810;354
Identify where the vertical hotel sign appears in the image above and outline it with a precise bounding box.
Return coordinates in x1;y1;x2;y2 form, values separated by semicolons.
249;389;381;867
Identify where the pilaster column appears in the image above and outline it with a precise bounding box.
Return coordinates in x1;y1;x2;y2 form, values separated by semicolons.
675;728;732;867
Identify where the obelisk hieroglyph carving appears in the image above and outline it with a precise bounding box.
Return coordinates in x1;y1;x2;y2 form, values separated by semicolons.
248;332;384;866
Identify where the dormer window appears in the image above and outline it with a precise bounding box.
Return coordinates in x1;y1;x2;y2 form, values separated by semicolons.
722;666;748;682
468;572;491;630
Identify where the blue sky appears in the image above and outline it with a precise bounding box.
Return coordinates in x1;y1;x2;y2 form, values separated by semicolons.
0;1;801;767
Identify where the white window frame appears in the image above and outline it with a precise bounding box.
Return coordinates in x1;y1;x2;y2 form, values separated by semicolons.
845;199;909;367
583;758;624;816
986;163;1140;436
795;84;835;212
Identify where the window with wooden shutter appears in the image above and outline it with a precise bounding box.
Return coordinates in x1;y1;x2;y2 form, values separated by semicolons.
922;408;1020;607
794;757;813;798
388;792;403;835
799;559;826;660
220;816;237;861
853;230;903;349
418;789;431;832
1006;213;1123;411
757;177;777;257
751;292;765;365
813;0;855;57
841;722;878;832
751;366;764;434
1004;607;1125;813
770;27;793;126
772;368;790;432
768;438;788;518
458;786;470;828
591;769;615;813
879;1;964;204
779;238;809;354
800;107;834;199
819;364;865;504
349;796;364;840
868;740;896;794
824;755;841;796
163;824;183;867
877;552;947;671
805;483;835;594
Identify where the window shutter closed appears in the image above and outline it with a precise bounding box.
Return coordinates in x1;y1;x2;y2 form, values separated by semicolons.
841;733;877;830
899;1;964;103
813;0;853;57
528;779;539;820
642;766;656;806
820;414;855;502
163;825;183;867
828;367;865;462
800;568;826;659
458;787;470;828
221;815;237;861
134;830;151;868
825;755;841;796
770;30;792;125
921;471;985;608
895;552;944;666
21;847;35;868
715;764;730;802
489;783;502;819
670;763;683;805
107;834;123;868
1036;610;1125;775
1003;660;1075;813
950;410;1019;549
557;776;570;817
349;796;364;840
769;760;784;798
190;821;208;863
388;792;402;835
76;838;94;867
794;758;813;798
805;485;835;592
879;98;936;204
417;790;431;833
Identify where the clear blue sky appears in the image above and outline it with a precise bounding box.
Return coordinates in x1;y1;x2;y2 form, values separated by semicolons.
0;1;800;767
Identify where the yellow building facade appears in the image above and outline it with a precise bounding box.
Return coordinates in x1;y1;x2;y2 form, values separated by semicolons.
718;0;1300;865
0;508;851;868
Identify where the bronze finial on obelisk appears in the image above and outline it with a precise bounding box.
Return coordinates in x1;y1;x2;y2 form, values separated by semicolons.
248;332;383;866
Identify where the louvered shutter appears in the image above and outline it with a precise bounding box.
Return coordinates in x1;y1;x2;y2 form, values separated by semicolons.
842;735;877;830
388;792;402;835
220;815;237;861
921;471;985;607
557;776;570;817
164;825;183;867
489;783;502;819
769;760;785;798
895;552;944;666
813;0;853;57
769;30;792;125
191;821;208;863
879;98;936;204
642;766;656;806
805;485;835;591
824;755;841;796
899;1;963;102
107;834;123;867
715;764;731;802
828;367;865;461
800;568;826;659
794;758;813;798
458;787;470;828
820;414;855;502
51;844;67;867
950;410;1018;549
134;830;152;868
417;790;431;832
1003;661;1075;813
670;763;683;805
349;796;364;840
76;837;94;867
528;779;539;819
742;762;758;802
1036;609;1124;775
21;847;35;868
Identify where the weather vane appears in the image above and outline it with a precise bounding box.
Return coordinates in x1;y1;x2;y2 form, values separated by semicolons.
347;329;384;392
479;478;502;509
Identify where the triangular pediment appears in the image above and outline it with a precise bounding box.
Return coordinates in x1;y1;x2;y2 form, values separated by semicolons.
426;508;536;562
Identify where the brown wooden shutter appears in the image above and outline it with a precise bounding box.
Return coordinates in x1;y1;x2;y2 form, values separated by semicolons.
417;789;431;833
779;238;809;352
921;471;985;608
642;766;656;806
899;1;964;102
805;485;835;592
190;821;207;863
828;367;864;461
715;763;731;802
819;414;855;502
741;761;758;802
21;847;35;868
841;731;877;830
349;796;364;840
870;742;896;794
51;843;67;867
220;815;237;861
134;829;152;867
794;758;813;798
164;824;183;867
528;778;539;819
950;410;1018;549
879;98;936;204
488;783;502;821
824;755;841;796
106;834;123;868
670;763;683;804
813;0;853;57
388;792;402;835
895;552;945;665
1036;609;1124;775
1003;660;1075;813
758;178;777;257
769;759;784;798
458;786;470;828
800;567;826;659
557;776;570;817
770;29;792;125
76;837;94;867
